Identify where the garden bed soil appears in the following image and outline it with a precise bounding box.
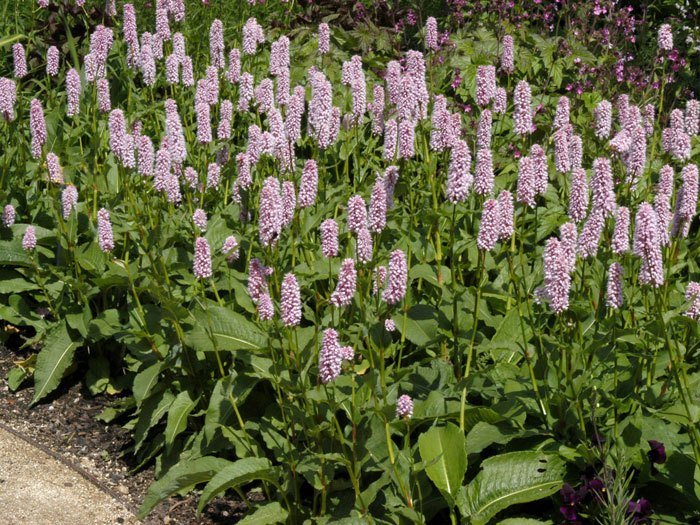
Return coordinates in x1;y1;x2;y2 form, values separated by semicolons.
0;341;245;525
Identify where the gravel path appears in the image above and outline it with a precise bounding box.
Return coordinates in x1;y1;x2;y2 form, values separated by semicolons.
0;340;244;524
0;425;137;525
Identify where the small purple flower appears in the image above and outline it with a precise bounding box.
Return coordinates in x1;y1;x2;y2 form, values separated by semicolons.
47;46;60;76
447;139;472;203
477;199;500;251
318;23;330;55
513;80;532;135
500;35;514;74
396;394;413;419
591;157;616;217
259;293;275;320
259;177;283;247
671;164;698;238
543;237;572;313
684;282;700;320
193;237;212;279
30;99;47;159
298;160;318;208
356;227;373;264
368;177;387;233
209;19;225;69
0;78;17;121
319;328;341;383
425;17;439;51
475;66;496;107
281;273;302;327
634;203;664;288
331;258;357;308
13;43;27;78
66;68;82;116
281;181;296;228
242;17;265;56
606;262;624;309
320;219;339;258
658;24;673;51
221;235;239;261
22;226;37;251
97;208;114;253
347;195;367;233
385;319;396;332
193;208;207;232
62;185;78;219
627;498;653;523
382;249;407;305
497;190;514;240
474;148;494;196
46;152;63;184
3;204;16;228
567;168;588;223
612;206;630;254
647;440;666;464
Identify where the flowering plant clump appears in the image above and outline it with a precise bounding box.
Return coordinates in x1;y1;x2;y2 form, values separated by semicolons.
0;1;698;523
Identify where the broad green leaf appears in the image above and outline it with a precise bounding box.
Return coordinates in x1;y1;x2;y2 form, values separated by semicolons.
458;451;567;525
134;390;174;452
185;306;267;352
0;240;31;267
138;456;232;518
394;305;441;346
132;362;163;406
6;366;31;391
165;390;196;449
32;321;82;404
197;457;278;514
466;422;513;455
0;34;24;48
496;518;552;525
418;423;467;500
237;502;288;525
0;269;39;293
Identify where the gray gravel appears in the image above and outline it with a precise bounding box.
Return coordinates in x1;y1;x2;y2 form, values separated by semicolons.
0;426;137;525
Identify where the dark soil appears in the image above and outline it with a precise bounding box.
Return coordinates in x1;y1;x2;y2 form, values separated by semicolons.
0;339;246;525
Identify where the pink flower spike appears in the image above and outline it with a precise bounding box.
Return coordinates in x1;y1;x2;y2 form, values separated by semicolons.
22;226;37;251
606;262;624;310
382;249;407;305
396;394;413;419
331;258;357;308
319;328;341;383
97;208;114;253
281;273;302;327
193;237;212;279
320;219;339;258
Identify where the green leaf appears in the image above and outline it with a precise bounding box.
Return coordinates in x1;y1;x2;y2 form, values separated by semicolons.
197;457;278;514
32;321;82;404
418;423;467;500
132;361;163;406
0;269;39;293
138;456;232;518
6;366;31;391
394;305;441;346
458;451;566;525
0;240;31;267
237;502;288;525
185;306;267;352
496;518;552;525
164;390;196;450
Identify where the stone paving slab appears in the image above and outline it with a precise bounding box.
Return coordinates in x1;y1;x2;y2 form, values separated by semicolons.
0;426;137;525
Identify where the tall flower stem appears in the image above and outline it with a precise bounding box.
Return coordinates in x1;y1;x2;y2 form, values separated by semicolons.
653;288;700;465
464;249;485;380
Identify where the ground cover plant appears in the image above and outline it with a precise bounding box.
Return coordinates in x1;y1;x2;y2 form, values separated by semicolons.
1;0;699;523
